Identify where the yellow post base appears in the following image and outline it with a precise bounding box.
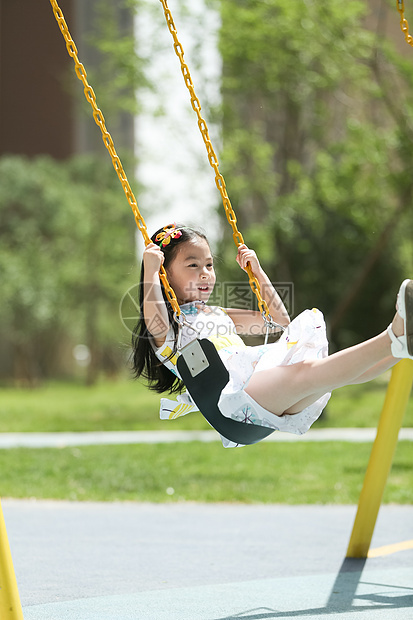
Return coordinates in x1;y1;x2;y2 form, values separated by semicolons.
346;359;413;558
0;499;24;619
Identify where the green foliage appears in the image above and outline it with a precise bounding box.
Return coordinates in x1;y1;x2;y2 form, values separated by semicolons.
0;157;72;335
0;155;137;383
0;0;152;383
85;0;151;116
217;0;413;347
220;0;371;98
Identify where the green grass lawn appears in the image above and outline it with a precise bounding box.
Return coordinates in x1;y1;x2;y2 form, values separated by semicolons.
0;372;412;432
0;375;411;504
0;378;209;432
0;441;411;504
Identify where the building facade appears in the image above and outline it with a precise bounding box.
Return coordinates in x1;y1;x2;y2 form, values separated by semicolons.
0;0;133;159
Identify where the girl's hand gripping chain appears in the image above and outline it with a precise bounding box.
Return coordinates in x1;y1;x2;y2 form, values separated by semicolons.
234;244;290;329
143;242;165;273
142;243;170;345
236;244;261;274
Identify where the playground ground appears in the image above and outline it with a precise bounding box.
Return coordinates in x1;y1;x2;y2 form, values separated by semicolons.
3;498;413;620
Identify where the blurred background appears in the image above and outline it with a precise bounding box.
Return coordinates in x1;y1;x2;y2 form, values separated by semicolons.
1;0;413;388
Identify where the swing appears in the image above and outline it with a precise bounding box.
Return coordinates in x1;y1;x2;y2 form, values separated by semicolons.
49;0;284;445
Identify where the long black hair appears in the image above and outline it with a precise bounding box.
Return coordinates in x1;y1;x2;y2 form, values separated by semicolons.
132;224;209;394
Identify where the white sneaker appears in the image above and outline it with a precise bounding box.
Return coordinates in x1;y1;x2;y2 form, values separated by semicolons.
387;279;413;359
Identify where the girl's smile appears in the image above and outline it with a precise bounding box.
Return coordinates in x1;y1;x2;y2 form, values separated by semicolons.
166;239;216;304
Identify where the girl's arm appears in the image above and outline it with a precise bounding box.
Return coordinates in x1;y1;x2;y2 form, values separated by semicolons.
226;244;290;336
142;243;170;347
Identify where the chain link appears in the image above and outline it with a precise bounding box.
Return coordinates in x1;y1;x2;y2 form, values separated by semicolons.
397;1;413;47
49;0;181;316
159;0;273;322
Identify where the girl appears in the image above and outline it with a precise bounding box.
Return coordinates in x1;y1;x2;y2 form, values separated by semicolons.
132;223;413;448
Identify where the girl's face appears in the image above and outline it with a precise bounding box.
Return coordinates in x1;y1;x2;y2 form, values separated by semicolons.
166;238;216;305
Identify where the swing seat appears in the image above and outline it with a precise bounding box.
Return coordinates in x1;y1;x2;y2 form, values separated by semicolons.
177;338;275;445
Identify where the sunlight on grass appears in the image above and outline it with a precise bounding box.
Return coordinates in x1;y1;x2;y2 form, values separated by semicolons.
0;441;411;504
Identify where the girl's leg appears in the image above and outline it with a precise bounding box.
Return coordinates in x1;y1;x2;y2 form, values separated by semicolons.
348;356;397;385
245;313;405;416
279;356;398;415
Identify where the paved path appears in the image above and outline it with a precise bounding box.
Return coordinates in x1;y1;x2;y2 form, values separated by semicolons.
1;427;413;448
3;500;413;620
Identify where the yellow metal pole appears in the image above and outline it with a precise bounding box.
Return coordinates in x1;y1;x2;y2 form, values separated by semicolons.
0;499;24;619
347;359;413;558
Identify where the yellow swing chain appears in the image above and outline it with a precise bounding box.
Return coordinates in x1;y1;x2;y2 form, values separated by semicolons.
49;0;181;316
397;1;413;47
159;0;274;323
50;0;273;323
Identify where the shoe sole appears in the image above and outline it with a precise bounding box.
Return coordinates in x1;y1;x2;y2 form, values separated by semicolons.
406;280;413;357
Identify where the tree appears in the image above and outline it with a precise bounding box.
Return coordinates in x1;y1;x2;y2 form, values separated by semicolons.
0;156;76;383
0;155;137;384
0;0;149;384
216;0;413;348
62;156;138;385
